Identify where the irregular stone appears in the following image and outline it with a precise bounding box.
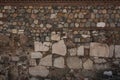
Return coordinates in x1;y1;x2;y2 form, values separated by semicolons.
34;41;49;52
51;32;60;41
97;22;106;27
63;9;67;13
11;56;19;62
39;55;52;67
77;46;84;56
29;59;37;66
18;30;24;34
11;29;17;33
52;40;67;56
50;14;57;19
46;24;52;28
90;42;109;57
34;20;38;24
0;21;3;24
94;57;106;64
115;45;120;58
75;23;79;27
40;24;44;27
68;48;77;56
94;64;110;70
0;13;3;17
31;52;43;59
54;57;65;68
29;66;49;77
83;59;93;70
66;57;82;69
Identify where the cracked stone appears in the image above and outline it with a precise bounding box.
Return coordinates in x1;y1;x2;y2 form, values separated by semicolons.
29;66;49;77
39;55;52;67
66;57;82;69
54;57;65;68
52;40;67;56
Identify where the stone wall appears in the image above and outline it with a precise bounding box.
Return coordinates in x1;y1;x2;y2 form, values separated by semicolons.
0;5;120;80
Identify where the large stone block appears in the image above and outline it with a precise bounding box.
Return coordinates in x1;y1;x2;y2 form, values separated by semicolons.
66;57;82;69
29;66;49;77
90;43;109;57
52;40;67;56
83;59;93;70
77;46;84;56
39;55;52;67
54;57;65;68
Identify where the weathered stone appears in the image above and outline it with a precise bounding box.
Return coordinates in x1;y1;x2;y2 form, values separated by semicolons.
34;20;39;24
11;56;19;62
34;41;49;52
0;21;3;24
51;32;60;41
75;23;79;27
11;29;17;33
54;57;65;68
46;24;52;28
115;45;120;58
94;58;106;64
83;59;93;70
68;48;77;56
29;59;37;66
29;66;49;77
90;43;109;57
52;40;67;56
66;57;82;69
109;45;114;57
50;14;57;19
0;13;3;17
31;52;43;59
39;55;52;67
77;46;84;56
94;64;110;70
97;22;106;27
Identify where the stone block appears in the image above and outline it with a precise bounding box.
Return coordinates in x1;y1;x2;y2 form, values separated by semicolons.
83;59;93;70
31;52;43;59
77;46;84;56
66;57;82;69
115;45;120;58
90;42;109;57
52;40;67;56
54;57;65;68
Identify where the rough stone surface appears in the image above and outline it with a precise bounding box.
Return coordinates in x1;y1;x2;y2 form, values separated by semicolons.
51;32;60;41
29;66;49;77
34;41;49;52
83;59;93;70
0;13;3;17
31;52;43;59
54;57;65;68
52;40;67;56
66;57;82;69
77;46;84;56
97;22;106;27
68;48;77;56
39;55;52;66
90;42;109;57
115;45;120;58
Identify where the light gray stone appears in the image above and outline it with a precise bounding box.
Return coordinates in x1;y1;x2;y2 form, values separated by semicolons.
94;58;106;64
68;48;77;56
97;22;106;27
46;24;52;28
11;56;19;61
51;32;60;41
50;14;57;19
66;57;82;69
0;21;3;25
90;42;109;57
52;40;67;56
115;45;120;58
77;46;84;56
31;52;43;59
34;20;38;24
39;55;52;67
29;66;49;77
34;41;49;52
83;59;93;70
54;57;65;68
0;13;3;17
109;45;114;57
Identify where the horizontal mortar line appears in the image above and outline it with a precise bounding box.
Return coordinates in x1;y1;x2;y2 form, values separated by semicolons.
30;27;120;31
